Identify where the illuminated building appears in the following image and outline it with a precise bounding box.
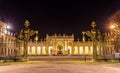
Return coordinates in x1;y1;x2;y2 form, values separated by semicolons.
103;32;117;59
0;21;16;57
17;20;104;58
19;33;103;57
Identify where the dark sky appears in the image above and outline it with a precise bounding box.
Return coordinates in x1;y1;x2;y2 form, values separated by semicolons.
0;0;120;40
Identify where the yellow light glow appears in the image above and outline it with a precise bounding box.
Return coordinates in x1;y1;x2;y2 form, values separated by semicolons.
90;46;93;55
31;46;36;55
85;46;89;54
74;46;78;54
49;46;52;55
37;47;41;55
65;46;67;51
111;25;115;29
79;46;83;54
110;23;118;29
42;47;46;54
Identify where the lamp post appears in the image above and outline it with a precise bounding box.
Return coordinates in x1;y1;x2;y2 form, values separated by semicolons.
16;20;38;61
82;21;101;61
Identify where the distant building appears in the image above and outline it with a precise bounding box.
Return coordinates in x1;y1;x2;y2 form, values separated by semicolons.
19;34;103;57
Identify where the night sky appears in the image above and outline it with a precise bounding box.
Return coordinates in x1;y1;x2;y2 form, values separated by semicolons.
0;0;120;40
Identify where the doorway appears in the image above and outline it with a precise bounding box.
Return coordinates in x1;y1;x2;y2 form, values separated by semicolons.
57;46;63;55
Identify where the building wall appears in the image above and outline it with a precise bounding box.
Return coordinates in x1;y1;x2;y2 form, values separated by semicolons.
0;21;16;57
103;32;115;59
24;42;99;56
19;34;103;56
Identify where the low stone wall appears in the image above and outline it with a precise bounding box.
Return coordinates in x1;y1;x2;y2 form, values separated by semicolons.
29;55;93;60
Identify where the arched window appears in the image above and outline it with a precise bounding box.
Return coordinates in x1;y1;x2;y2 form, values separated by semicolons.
85;46;89;55
79;46;83;54
74;46;78;54
42;47;46;55
37;46;41;55
31;46;36;55
90;46;93;55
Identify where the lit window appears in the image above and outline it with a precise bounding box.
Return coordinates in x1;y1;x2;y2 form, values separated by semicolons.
42;47;46;54
74;46;78;54
85;46;89;54
65;46;67;51
90;46;93;55
37;47;41;55
49;46;52;55
32;46;36;55
79;46;83;54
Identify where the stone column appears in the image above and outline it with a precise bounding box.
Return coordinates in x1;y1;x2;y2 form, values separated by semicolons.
35;46;37;55
71;42;74;55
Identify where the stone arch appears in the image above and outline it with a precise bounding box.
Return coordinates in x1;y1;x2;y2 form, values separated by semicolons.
56;41;64;55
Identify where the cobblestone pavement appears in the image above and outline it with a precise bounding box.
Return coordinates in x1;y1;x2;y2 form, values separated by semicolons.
0;61;120;73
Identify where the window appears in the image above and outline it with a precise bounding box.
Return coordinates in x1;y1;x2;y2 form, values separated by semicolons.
79;46;83;54
42;47;46;54
37;47;41;55
31;46;36;55
74;46;78;54
90;46;93;55
85;46;89;54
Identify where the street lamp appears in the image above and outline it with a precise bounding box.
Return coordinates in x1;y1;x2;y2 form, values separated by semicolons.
82;21;101;61
16;20;38;61
6;25;10;29
3;23;11;35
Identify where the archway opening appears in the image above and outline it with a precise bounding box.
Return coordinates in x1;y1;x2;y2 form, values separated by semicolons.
56;41;64;55
57;46;63;55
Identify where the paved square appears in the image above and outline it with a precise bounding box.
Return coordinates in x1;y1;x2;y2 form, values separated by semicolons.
0;61;120;73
